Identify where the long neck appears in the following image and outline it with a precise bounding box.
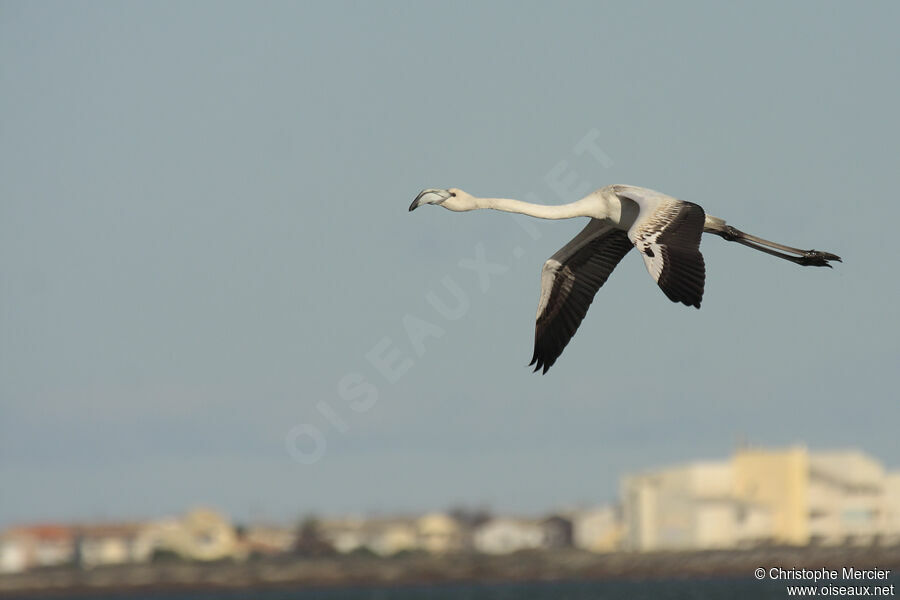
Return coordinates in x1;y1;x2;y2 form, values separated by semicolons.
471;196;599;220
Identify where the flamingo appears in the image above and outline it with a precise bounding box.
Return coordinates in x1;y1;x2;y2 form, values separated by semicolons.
409;185;840;373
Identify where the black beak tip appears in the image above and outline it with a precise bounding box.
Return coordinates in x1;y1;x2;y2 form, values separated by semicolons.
409;190;429;212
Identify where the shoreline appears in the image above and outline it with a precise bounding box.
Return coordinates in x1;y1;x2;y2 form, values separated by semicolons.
3;546;899;598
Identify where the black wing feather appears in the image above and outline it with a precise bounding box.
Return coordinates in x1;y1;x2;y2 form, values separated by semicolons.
530;228;633;374
632;201;706;309
654;203;706;308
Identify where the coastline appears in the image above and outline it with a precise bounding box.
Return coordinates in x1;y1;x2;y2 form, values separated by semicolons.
3;545;898;598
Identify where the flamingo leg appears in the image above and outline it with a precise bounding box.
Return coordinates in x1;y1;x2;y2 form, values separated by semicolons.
713;226;841;268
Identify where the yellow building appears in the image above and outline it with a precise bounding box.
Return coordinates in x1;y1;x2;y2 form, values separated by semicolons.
732;446;809;546
416;512;462;554
886;473;900;545
623;445;900;552
144;508;239;561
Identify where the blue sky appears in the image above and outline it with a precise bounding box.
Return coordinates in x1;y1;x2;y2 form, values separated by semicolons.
2;1;898;526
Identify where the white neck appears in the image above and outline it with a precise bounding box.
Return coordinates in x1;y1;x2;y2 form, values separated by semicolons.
460;195;608;220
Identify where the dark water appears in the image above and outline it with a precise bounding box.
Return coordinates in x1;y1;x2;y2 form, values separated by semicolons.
11;578;821;600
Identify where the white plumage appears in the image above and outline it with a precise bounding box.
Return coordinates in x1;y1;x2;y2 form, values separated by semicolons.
410;185;840;373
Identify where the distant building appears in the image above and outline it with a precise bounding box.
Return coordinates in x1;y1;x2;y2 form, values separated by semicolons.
623;446;900;552
0;525;75;572
316;516;419;556
0;534;28;574
142;508;239;561
732;446;808;545
243;524;298;556
0;509;242;573
368;519;419;556
570;506;623;553
623;460;772;551
540;516;573;549
76;523;153;568
736;447;900;546
472;518;544;554
885;473;900;546
316;513;463;556
416;512;463;554
807;450;895;546
1;522;157;572
317;517;369;554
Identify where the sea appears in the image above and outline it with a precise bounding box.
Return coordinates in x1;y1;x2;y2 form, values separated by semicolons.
12;577;896;600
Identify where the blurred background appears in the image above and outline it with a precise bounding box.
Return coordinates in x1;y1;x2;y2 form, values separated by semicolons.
1;0;899;596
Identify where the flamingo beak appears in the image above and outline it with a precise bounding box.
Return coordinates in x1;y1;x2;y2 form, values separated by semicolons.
409;189;452;212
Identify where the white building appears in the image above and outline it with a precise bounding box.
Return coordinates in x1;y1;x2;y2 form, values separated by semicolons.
622;446;900;552
77;523;154;568
807;450;897;545
241;524;297;556
318;515;457;556
570;506;622;552
623;461;772;551
472;519;544;554
0;525;75;572
318;517;368;554
0;536;29;574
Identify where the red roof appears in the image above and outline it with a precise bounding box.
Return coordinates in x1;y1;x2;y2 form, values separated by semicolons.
5;524;74;541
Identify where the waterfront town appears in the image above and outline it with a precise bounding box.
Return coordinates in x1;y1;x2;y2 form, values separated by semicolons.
3;445;899;578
